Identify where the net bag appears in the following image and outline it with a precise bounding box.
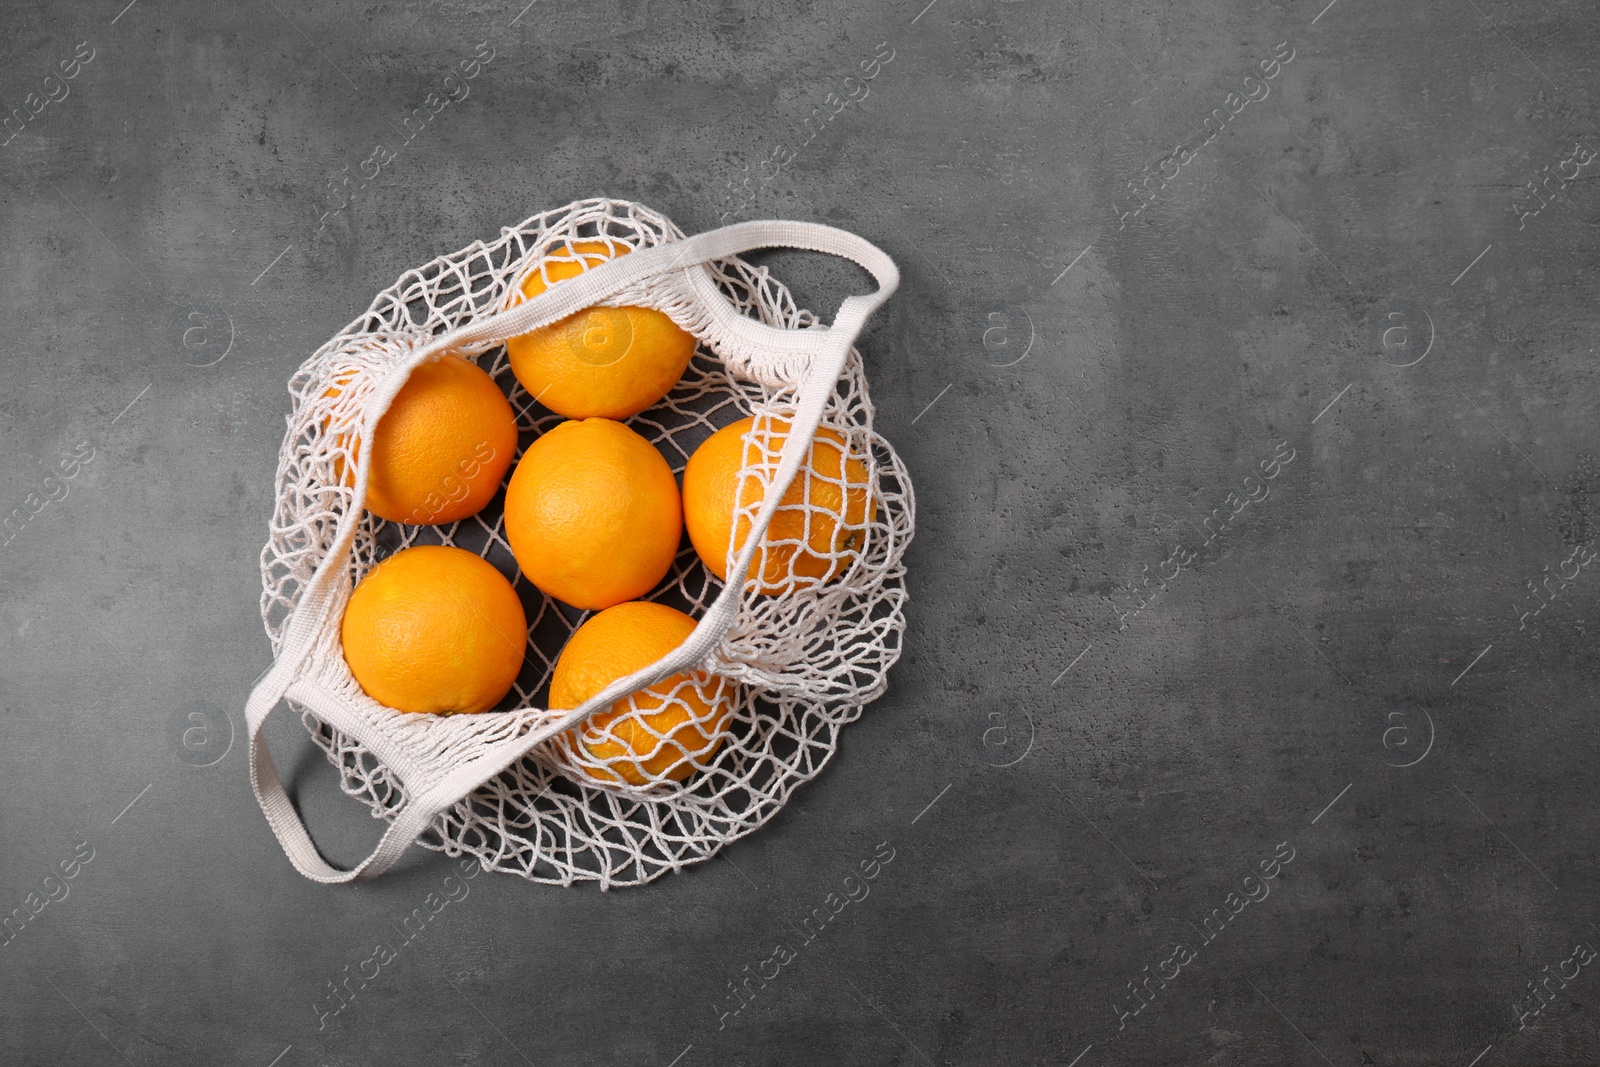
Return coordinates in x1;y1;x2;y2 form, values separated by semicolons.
244;199;912;886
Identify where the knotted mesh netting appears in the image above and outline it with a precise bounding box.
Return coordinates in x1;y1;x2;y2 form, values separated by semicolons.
257;199;913;887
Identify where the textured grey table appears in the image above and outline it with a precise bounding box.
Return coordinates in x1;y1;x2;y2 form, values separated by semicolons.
3;0;1597;1064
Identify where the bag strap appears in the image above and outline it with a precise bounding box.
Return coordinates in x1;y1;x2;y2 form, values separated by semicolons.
246;218;898;883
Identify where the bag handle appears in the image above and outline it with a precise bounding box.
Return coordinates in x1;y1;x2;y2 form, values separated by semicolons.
246;218;898;883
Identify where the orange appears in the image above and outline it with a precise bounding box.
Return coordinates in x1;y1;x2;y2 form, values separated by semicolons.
340;545;527;715
550;601;731;786
682;415;875;594
327;354;518;525
505;240;696;419
503;418;682;610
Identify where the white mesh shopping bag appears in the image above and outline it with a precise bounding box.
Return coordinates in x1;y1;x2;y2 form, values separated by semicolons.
244;199;914;885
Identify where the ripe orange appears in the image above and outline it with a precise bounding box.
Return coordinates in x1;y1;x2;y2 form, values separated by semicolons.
327;354;518;525
549;601;731;786
503;418;683;611
505;240;696;419
681;415;875;594
341;545;527;715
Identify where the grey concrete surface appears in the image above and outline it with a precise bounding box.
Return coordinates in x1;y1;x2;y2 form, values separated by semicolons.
2;0;1598;1063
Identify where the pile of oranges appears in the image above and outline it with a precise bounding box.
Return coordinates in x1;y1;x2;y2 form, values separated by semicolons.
336;241;875;787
